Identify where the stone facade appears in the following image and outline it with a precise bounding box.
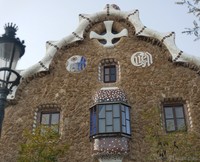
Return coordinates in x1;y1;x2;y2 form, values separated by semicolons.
0;4;200;162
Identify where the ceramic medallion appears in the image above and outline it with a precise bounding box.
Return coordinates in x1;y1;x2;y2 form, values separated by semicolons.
66;55;87;73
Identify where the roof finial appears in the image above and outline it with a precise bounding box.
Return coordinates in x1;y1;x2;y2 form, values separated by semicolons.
3;23;18;38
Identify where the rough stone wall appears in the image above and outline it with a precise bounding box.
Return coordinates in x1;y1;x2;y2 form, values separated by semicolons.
0;20;200;162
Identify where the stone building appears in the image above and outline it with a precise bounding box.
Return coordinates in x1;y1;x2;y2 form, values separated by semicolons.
0;4;200;162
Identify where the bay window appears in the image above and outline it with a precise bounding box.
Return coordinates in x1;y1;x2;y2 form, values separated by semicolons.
90;103;131;137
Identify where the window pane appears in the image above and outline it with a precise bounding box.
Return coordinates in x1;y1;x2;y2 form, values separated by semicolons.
90;108;97;135
125;106;130;120
166;119;175;131
122;126;126;133
51;113;59;124
126;120;131;134
164;107;173;119
110;75;116;81
41;114;50;125
175;107;184;118
104;68;109;74
106;112;112;125
106;104;112;111
106;126;113;132
99;105;105;118
110;67;116;74
104;75;110;82
121;104;125;111
113;104;120;117
114;118;120;132
122;112;125;125
99;119;105;133
177;119;186;130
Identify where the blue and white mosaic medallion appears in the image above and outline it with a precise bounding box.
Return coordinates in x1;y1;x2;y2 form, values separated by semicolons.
66;55;87;73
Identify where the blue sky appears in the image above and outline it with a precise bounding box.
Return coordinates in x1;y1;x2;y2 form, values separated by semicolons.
0;0;199;69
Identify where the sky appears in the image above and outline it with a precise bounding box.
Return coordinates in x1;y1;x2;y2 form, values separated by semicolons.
0;0;199;69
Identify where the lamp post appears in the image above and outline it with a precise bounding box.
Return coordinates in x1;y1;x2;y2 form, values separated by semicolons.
0;23;25;134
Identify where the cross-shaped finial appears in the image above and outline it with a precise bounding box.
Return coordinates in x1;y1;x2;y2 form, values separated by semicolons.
90;21;128;48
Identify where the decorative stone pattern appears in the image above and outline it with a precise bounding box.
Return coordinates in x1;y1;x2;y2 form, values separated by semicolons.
93;137;129;160
93;88;127;104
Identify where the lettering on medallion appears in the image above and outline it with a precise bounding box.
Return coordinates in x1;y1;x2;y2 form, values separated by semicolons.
131;52;153;67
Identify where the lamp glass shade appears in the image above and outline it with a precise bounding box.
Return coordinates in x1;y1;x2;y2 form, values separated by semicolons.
0;42;22;88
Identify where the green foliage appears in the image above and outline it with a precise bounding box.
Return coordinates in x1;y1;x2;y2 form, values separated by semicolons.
17;126;68;162
142;107;200;162
176;0;200;41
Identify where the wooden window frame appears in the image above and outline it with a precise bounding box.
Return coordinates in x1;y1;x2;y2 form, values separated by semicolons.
163;104;187;132
39;111;60;133
103;65;117;83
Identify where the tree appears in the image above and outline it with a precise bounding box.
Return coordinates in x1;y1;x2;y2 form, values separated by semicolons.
17;126;68;162
176;0;200;41
141;107;200;161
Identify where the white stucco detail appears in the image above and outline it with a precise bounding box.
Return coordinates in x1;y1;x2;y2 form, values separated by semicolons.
131;51;153;67
8;4;200;99
90;20;128;48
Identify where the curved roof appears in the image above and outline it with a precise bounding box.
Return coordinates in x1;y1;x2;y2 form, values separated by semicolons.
9;4;200;99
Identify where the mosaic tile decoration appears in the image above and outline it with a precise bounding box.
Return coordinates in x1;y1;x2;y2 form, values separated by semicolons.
66;55;87;73
92;137;129;160
93;87;127;103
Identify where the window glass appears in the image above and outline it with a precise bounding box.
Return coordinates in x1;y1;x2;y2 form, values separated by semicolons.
99;119;105;133
114;118;120;132
177;119;186;130
126;120;131;134
110;75;116;81
164;104;186;132
41;114;50;125
104;68;110;74
122;112;126;126
104;75;109;82
122;126;126;133
166;119;175;131
106;104;112;111
99;105;105;118
106;112;112;125
90;104;131;136
164;107;173;119
51;113;59;124
175;107;184;118
125;106;130;120
106;126;113;132
113;104;120;117
110;67;116;74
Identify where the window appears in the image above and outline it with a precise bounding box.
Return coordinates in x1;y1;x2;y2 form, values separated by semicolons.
98;58;120;83
40;111;60;133
104;65;116;83
90;103;131;137
163;104;186;132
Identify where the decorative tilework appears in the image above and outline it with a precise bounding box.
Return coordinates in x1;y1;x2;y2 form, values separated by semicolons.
92;137;129;160
66;55;87;73
93;87;127;104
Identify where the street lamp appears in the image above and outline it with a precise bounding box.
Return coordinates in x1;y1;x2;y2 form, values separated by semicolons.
0;23;25;134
